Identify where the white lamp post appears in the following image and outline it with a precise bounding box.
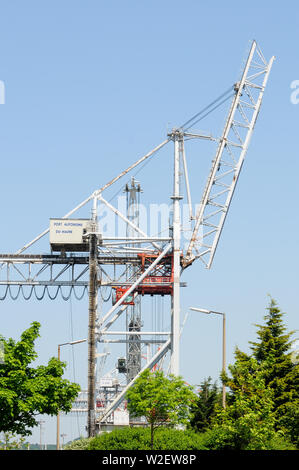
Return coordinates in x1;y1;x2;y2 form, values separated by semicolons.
189;307;226;408
57;338;86;450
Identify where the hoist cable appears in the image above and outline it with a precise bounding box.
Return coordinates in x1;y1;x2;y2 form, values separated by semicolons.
184;93;235;131
0;284;89;301
46;286;61;300
0;286;9;300
21;285;34;300
72;286;87;300
181;85;235;130
34;286;47;300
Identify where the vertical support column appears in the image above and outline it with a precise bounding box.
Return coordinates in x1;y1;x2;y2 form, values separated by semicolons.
170;130;182;376
125;178;142;384
87;197;98;437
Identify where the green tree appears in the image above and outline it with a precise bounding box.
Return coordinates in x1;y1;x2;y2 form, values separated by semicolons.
220;298;299;447
0;432;26;450
189;377;220;432
210;356;278;449
126;369;195;449
0;322;80;436
249;298;299;414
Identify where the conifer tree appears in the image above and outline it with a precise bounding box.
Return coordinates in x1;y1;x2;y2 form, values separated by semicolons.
189;377;220;432
211;356;277;450
249;298;299;412
221;298;299;446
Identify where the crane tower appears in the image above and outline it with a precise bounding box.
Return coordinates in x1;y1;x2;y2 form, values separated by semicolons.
124;177;142;384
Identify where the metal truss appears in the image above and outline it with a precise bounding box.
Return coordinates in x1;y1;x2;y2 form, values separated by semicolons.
183;40;275;269
0;252;139;300
97;339;171;425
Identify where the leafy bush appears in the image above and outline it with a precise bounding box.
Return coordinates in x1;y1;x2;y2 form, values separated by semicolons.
152;428;207;450
86;427;207;450
200;428;296;450
266;435;296;451
88;427;150;450
63;437;92;450
64;427;297;451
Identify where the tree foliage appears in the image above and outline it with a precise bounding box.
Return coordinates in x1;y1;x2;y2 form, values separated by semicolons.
277;401;299;448
249;298;299;413
220;298;299;447
85;427;207;450
0;322;80;436
0;432;26;450
189;377;220;432
213;356;277;449
126;369;196;448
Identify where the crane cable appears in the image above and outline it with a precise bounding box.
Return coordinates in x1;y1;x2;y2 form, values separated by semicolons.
0;284;87;301
181;85;235;130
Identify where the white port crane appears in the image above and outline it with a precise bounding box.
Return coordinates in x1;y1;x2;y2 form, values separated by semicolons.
0;40;274;436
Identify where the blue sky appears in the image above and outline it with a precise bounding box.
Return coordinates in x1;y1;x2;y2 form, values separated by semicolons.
0;1;298;445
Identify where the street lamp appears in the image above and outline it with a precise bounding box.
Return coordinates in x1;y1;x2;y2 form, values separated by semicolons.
60;433;67;448
37;419;45;450
189;307;226;408
57;338;86;450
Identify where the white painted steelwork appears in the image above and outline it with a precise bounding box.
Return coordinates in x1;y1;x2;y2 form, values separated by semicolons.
0;41;274;433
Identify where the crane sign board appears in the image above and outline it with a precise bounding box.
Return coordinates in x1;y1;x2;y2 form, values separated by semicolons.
49;218;91;252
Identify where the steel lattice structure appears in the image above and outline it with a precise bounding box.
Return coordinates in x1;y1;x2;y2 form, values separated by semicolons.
0;40;274;436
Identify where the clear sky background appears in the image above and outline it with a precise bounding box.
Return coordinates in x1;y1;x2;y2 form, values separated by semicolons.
0;1;298;445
